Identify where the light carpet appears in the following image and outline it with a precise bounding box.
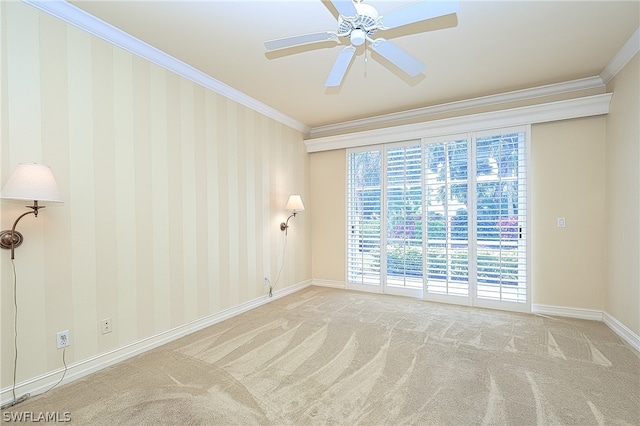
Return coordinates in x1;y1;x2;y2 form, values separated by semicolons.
3;287;639;425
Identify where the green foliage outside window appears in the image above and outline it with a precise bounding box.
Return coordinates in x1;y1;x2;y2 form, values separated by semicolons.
382;245;519;284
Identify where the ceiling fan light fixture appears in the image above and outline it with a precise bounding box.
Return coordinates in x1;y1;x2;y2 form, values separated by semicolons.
350;29;365;46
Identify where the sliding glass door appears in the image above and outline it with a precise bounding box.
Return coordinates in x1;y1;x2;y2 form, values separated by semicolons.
423;136;470;301
346;126;529;312
473;130;528;310
385;142;423;297
347;148;382;290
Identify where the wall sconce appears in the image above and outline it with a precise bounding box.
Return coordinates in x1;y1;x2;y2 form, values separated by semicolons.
0;163;63;259
280;195;305;235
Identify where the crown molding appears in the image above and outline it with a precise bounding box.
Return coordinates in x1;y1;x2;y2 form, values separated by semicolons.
600;27;640;85
305;93;612;153
22;0;311;135
309;77;605;138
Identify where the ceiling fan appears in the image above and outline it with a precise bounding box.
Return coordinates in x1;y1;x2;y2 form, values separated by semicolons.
264;0;459;87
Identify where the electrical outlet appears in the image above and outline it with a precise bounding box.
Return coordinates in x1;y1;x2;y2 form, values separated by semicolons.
263;277;269;287
56;330;70;349
101;318;112;335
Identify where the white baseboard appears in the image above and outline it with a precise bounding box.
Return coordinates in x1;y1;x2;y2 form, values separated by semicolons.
1;279;312;407
312;279;346;289
531;304;603;321
532;304;639;354
603;311;640;352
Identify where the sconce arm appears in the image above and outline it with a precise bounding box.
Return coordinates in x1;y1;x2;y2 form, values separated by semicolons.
279;212;297;235
0;201;45;259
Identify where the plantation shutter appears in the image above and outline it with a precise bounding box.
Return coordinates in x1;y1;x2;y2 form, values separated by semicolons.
386;143;423;289
474;130;527;303
347;148;382;285
424;138;470;297
346;127;528;311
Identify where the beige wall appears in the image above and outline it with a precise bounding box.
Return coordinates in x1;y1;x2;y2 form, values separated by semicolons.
1;2;310;388
310;149;345;283
605;53;639;336
531;117;607;309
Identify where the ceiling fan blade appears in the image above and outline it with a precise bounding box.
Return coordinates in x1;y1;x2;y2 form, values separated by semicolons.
370;39;425;77
265;32;338;50
325;46;356;87
381;0;459;29
330;0;358;17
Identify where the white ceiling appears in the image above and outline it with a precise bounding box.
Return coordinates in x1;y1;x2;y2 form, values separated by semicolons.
68;0;639;130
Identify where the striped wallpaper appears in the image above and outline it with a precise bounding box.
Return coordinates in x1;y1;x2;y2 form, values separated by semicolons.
1;1;310;387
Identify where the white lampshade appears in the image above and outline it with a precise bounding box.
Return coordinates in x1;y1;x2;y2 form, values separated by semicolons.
1;163;63;202
285;195;305;212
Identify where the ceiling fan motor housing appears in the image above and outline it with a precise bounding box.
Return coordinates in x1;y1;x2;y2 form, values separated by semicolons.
337;2;379;43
